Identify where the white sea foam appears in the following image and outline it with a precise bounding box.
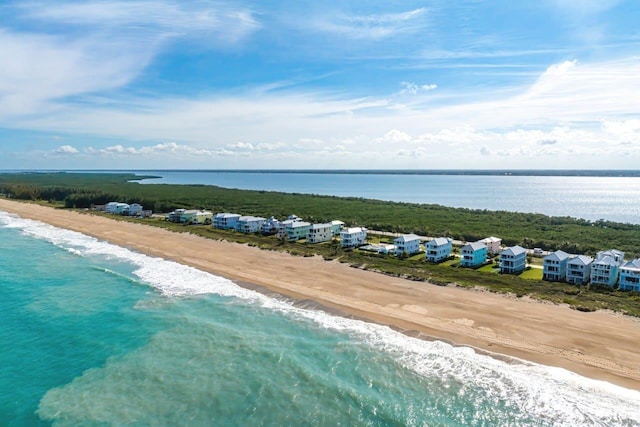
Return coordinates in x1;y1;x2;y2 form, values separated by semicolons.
2;210;640;426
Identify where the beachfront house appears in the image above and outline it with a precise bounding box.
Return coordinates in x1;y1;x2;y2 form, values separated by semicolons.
181;210;213;224
566;255;594;285
166;208;185;222
104;202;119;213
261;217;281;235
542;250;571;282
235;216;266;233
307;223;334;244
590;249;625;287
340;227;367;249
619;258;640;292
213;213;241;230
276;215;303;239
394;234;421;257
499;245;527;274
460;241;487;267
425;237;453;263
479;236;502;254
167;209;211;224
285;221;312;241
105;202;130;215
127;203;143;216
330;220;345;235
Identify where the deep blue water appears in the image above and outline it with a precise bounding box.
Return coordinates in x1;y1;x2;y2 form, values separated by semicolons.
2;212;640;425
135;171;640;224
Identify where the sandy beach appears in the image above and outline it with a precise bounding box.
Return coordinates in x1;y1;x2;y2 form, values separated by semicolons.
1;198;640;391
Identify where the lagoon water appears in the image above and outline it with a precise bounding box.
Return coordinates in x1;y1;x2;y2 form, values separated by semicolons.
136;171;640;224
2;211;640;425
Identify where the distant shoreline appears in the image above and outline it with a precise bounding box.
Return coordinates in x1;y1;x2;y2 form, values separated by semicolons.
3;169;640;177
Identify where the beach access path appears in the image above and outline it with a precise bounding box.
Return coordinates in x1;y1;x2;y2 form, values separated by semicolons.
1;198;639;391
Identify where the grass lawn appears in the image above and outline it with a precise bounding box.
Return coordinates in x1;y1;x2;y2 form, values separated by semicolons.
438;258;459;267
519;268;544;280
408;253;425;261
477;264;500;273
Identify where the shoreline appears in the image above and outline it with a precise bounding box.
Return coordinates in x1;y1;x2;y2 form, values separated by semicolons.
1;199;640;391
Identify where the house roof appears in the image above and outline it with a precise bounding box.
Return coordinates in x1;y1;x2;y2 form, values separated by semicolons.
462;242;486;251
342;227;366;234
290;221;311;228
428;237;452;247
330;220;345;226
568;255;594;266
501;245;526;256
593;255;619;267
395;234;420;242
480;236;501;243
621;258;640;271
596;249;625;262
544;250;570;262
215;212;241;219
238;215;265;221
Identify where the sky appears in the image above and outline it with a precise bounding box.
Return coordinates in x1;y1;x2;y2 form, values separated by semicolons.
1;0;639;170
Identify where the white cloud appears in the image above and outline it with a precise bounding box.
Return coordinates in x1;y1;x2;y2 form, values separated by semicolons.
55;145;79;154
16;1;260;46
0;1;260;119
309;8;428;40
399;82;438;95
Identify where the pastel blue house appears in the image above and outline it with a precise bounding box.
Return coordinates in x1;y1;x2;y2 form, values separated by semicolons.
460;242;487;267
542;250;570;281
499;245;527;274
590;249;625;287
394;234;421;256
213;213;241;230
619;258;640;292
566;255;593;285
330;220;345;235
425;237;453;263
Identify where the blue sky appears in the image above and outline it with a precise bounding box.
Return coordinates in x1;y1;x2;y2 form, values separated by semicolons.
1;0;639;169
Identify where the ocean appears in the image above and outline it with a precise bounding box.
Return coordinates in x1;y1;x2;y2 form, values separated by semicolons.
135;171;640;224
2;211;640;426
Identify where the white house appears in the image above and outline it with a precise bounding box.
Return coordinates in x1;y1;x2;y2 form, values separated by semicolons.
104;201;119;213
127;203;143;216
619;258;640;292
590;249;625;287
425;237;453;263
213;213;241;230
460;241;488;267
394;234;421;256
542;250;571;281
235;216;266;233
340;227;367;249
499;245;527;274
307;223;334;244
566;255;594;285
479;236;502;254
105;202;130;215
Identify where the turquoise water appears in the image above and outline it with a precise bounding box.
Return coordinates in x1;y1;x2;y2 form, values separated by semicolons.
2;212;640;425
137;171;640;224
